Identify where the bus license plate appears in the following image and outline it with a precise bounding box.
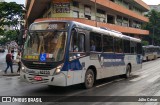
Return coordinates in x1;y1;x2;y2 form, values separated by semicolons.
34;76;43;81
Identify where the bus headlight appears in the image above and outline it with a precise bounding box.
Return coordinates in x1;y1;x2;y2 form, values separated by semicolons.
54;64;63;75
21;66;26;73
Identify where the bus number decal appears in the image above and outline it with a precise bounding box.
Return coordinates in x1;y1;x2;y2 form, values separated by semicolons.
48;24;58;29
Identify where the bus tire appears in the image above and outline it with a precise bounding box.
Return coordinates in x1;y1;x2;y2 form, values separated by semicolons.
84;69;95;89
124;65;131;78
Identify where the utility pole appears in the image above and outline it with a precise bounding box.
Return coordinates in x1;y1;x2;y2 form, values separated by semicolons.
95;0;97;27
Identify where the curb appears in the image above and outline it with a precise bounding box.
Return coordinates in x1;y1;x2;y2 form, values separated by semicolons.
0;71;20;76
2;74;20;76
0;65;19;76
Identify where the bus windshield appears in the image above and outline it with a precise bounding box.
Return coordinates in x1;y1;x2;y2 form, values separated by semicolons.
23;31;67;62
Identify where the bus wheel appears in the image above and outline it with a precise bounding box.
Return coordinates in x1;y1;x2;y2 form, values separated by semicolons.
84;69;94;89
124;65;131;78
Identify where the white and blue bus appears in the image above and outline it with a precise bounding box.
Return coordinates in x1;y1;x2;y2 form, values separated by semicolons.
20;20;142;89
142;45;159;61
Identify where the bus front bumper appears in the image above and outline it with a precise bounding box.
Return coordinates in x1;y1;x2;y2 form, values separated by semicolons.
20;71;67;86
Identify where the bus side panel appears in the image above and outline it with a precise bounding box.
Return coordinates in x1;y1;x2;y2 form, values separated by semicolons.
114;54;126;76
101;53;117;78
66;55;102;85
79;55;102;82
48;71;68;86
124;54;142;72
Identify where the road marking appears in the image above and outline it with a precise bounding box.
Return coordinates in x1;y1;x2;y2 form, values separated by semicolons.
142;66;160;74
147;75;160;83
134;66;160;75
96;82;113;88
130;74;149;82
96;79;124;88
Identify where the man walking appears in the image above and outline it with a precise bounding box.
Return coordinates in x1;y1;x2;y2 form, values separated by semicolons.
4;50;13;74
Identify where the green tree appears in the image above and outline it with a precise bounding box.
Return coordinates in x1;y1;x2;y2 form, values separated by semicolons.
143;10;160;46
0;2;25;45
142;40;149;46
0;30;17;45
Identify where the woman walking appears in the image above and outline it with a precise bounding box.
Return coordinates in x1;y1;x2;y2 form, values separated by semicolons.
16;51;21;74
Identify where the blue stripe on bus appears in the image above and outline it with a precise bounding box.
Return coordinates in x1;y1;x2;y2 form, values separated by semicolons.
101;53;125;67
61;59;82;71
137;55;142;64
68;59;82;70
61;53;141;71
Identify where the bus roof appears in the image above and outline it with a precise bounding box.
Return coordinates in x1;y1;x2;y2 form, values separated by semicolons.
31;20;141;43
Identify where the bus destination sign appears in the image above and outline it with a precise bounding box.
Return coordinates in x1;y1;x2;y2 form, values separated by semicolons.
30;22;67;30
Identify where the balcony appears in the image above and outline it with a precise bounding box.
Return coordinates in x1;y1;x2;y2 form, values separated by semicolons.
90;0;149;22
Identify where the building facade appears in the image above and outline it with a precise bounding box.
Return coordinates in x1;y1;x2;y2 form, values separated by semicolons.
25;0;150;38
0;0;4;2
149;5;160;12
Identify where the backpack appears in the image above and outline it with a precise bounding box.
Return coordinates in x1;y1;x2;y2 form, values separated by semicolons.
6;53;12;62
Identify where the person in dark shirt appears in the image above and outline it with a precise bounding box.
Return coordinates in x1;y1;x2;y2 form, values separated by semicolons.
4;51;13;74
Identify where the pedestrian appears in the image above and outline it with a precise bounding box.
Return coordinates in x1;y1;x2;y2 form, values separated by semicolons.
4;50;13;74
11;47;14;60
16;51;21;74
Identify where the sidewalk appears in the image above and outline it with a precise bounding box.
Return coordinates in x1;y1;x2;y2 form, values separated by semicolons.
0;64;20;76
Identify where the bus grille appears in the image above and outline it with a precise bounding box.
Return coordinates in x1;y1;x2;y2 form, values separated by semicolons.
24;63;53;70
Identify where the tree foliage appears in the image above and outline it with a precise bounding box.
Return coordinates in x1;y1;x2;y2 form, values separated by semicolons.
0;2;24;30
0;30;17;45
0;2;25;45
143;10;160;45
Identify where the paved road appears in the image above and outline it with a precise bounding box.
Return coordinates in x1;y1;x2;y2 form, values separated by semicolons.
0;57;160;105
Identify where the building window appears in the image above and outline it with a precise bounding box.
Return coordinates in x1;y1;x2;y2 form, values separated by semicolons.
85;15;91;20
73;11;79;18
72;1;79;7
123;17;129;27
110;0;115;2
84;6;91;20
117;15;122;26
96;16;100;22
96;9;106;22
107;14;115;24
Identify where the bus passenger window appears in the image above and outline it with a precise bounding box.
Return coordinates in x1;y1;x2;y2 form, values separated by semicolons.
130;41;137;54
69;29;85;60
70;30;78;52
123;39;130;53
137;43;142;54
70;31;85;52
103;35;113;52
114;38;123;53
90;32;102;52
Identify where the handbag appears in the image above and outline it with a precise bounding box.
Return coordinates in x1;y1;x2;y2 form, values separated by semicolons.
16;59;20;63
16;55;20;63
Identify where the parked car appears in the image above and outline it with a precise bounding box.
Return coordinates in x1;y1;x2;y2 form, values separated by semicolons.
0;46;5;52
